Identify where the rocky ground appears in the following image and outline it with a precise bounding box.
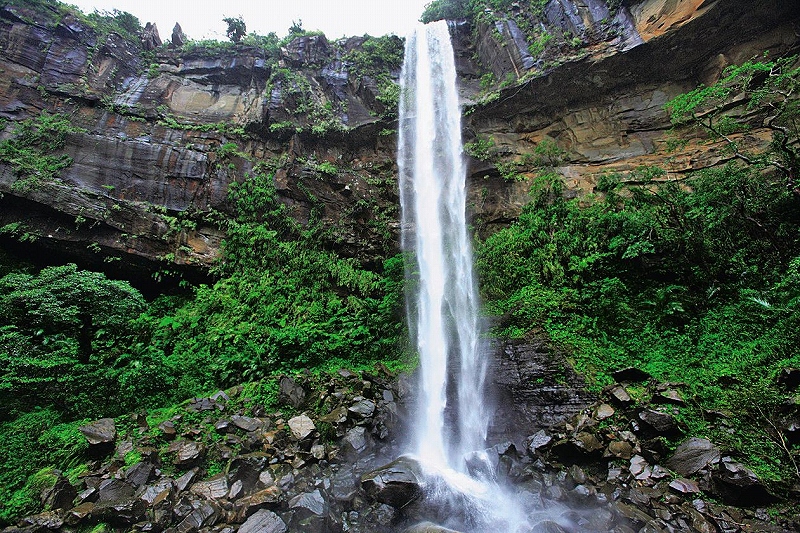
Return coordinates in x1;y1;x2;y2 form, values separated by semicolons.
3;342;797;533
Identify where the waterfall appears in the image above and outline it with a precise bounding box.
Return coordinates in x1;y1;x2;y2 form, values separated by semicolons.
398;21;487;473
392;22;609;533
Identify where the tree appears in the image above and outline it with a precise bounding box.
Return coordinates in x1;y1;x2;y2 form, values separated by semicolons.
223;16;246;43
0;264;145;363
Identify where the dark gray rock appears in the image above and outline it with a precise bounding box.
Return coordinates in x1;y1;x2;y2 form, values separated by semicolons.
41;474;77;511
175;501;219;532
168;440;206;465
157;420;177;440
289;489;327;518
141;22;162;51
487;340;596;444
125;461;155;487
171;22;186;47
79;418;116;445
665;438;721;476
279;376;307;408
341;426;371;459
712;457;775;505
612;367;652;383
362;456;423;509
527;429;552;454
638;409;680;437
230;453;270;494
331;467;358;502
608;385;633;406
348;399;376;418
97;479;135;502
668;478;701;494
231;415;263;433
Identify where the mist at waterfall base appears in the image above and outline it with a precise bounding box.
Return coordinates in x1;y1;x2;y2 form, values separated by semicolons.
394;21;614;533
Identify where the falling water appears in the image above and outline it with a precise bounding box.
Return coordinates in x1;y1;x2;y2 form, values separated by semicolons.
398;20;487;475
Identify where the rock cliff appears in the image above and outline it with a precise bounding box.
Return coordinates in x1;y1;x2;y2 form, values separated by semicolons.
461;0;800;234
0;0;797;279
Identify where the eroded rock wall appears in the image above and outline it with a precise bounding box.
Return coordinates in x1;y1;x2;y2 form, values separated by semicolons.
461;0;800;234
0;2;399;281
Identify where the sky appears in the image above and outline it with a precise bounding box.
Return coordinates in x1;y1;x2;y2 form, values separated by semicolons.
67;0;432;41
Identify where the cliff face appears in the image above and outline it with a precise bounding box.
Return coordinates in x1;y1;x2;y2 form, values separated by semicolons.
0;2;400;282
0;0;797;279
460;0;800;234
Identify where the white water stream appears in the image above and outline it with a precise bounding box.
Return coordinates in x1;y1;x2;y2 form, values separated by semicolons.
398;20;486;474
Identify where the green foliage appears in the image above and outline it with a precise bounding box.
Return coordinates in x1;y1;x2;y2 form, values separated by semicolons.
420;0;474;23
0;112;85;192
223;16;246;43
343;35;403;121
0;409;88;526
527;30;552;57
0;264;147;419
85;9;142;43
343;35;404;77
145;168;406;398
477;155;800;482
464;136;496;161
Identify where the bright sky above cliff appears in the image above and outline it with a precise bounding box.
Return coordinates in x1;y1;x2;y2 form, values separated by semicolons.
68;0;431;39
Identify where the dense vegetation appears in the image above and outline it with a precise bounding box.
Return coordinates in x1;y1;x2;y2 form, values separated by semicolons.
0;164;406;524
476;56;800;484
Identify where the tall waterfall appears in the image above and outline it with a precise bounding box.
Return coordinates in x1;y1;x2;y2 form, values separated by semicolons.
398;21;487;473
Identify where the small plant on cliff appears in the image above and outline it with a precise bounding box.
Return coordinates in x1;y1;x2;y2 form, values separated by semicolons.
665;55;800;193
0;112;85;192
223;16;246;43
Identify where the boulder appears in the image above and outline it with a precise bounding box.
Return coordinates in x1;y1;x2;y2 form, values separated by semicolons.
289;489;327;518
141;22;162;51
668;478;701;494
79;418;116;445
361;456;424;509
288;414;316;440
125;461;155;487
608;385;633;406
527;429;552;454
606;440;634;460
595;403;615;420
348;398;376;419
612;367;651;383
175;501;219;531
637;409;680;437
168;440;206;465
712;457;775;505
665;438;721;476
171;22;186;47
41;474;77;511
280;376;307;408
189;474;229;500
231;415;264;433
239;508;287;533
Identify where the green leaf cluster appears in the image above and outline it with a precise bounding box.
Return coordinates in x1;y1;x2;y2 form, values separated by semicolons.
0;112;85;192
